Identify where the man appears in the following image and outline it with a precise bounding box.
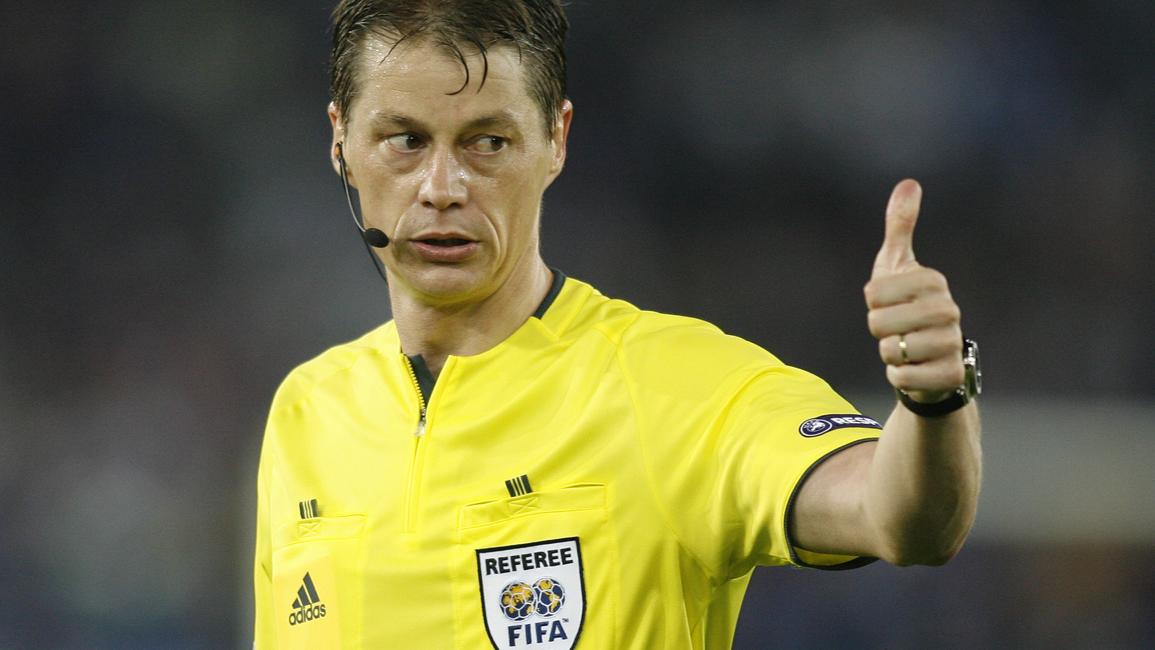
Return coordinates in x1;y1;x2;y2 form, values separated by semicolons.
253;1;982;648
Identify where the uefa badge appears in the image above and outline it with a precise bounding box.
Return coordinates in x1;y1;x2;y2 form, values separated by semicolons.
476;537;586;649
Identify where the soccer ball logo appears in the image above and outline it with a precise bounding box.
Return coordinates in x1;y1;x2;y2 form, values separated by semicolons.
533;578;566;617
799;418;832;437
499;582;536;621
498;578;567;621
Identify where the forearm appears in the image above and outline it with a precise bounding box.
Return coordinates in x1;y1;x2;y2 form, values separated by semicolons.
793;180;984;565
863;401;982;565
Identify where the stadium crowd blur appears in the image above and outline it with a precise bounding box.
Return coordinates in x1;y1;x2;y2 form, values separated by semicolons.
2;1;1152;647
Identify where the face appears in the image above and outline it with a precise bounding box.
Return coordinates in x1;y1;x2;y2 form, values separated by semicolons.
329;37;572;307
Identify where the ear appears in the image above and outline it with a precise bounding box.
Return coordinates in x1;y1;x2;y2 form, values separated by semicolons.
546;99;574;182
327;102;352;183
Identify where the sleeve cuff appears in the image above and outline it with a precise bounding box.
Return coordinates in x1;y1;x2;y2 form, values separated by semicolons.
783;437;880;570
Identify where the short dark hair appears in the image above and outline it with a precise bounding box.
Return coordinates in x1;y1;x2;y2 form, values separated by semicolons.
329;0;568;132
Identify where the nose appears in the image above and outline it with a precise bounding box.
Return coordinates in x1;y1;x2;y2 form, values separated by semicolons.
417;148;468;211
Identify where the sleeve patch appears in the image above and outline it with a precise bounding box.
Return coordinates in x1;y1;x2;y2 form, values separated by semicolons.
798;414;882;437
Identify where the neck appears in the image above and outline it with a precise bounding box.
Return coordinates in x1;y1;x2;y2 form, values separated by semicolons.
390;258;553;378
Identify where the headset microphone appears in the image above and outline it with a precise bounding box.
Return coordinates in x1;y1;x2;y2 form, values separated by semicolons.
337;142;390;248
360;225;390;248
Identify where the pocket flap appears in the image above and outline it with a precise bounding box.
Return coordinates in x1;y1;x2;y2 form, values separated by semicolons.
459;484;606;529
273;514;366;549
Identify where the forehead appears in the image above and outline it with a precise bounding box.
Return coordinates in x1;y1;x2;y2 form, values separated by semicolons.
348;35;541;131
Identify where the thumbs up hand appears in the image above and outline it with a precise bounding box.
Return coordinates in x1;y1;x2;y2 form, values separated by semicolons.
864;180;964;404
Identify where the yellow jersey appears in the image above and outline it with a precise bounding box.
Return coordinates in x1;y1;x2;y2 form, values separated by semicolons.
254;273;881;649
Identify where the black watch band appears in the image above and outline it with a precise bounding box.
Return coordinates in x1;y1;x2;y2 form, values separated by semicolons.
895;387;970;417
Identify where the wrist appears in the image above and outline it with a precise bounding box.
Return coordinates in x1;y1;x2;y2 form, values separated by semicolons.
895;387;969;418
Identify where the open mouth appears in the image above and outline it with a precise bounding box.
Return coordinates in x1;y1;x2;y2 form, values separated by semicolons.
419;238;473;247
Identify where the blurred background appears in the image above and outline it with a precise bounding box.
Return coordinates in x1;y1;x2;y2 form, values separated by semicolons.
2;0;1152;647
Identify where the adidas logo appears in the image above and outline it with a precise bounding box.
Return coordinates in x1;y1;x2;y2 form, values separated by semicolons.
288;573;327;626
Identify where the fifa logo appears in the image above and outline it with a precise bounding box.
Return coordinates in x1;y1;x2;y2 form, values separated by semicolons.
477;538;586;649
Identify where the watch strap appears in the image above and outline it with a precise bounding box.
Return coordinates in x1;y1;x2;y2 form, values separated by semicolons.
896;387;970;418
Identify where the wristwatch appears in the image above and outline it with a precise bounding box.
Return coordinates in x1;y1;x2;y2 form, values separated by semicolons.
896;337;982;417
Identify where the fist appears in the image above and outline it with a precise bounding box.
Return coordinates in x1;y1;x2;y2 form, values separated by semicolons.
864;180;964;404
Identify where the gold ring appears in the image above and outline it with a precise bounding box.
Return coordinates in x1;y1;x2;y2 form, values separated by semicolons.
898;334;909;364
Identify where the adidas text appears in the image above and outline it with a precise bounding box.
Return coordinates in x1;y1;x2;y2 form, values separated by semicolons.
289;603;326;626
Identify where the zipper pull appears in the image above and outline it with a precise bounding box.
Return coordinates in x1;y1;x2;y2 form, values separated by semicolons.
415;409;427;437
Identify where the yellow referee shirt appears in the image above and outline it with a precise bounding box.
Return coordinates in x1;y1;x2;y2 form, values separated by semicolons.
254;273;882;649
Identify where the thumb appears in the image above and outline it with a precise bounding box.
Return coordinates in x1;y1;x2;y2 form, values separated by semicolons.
872;178;922;277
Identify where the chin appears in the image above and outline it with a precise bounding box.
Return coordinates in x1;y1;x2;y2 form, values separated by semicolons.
402;263;494;304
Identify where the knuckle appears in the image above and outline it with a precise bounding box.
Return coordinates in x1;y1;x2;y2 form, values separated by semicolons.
934;300;961;324
948;303;961;322
947;327;963;350
936;332;961;356
914;268;948;294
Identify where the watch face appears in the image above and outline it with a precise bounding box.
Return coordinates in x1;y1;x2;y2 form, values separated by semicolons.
963;338;982;396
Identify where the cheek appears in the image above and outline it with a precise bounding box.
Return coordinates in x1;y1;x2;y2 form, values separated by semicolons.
493;176;544;241
360;165;420;219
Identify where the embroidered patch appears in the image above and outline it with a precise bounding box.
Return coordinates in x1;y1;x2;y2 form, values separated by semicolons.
799;414;882;437
476;537;585;649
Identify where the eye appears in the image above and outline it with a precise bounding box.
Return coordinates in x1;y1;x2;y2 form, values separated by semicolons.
470;135;507;154
385;133;423;152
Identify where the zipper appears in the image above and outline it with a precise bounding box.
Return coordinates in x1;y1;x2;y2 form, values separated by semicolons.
402;355;428;533
404;356;428;437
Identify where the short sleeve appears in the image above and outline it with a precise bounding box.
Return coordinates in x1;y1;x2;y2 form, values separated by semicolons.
618;316;881;580
712;366;880;575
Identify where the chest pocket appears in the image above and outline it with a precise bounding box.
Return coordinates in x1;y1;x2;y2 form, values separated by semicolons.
272;514;366;650
452;484;620;649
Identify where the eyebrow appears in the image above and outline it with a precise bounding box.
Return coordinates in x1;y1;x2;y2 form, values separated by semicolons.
367;110;523;134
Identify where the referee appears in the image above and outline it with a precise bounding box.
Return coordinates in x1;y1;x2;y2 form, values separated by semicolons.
253;1;982;648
